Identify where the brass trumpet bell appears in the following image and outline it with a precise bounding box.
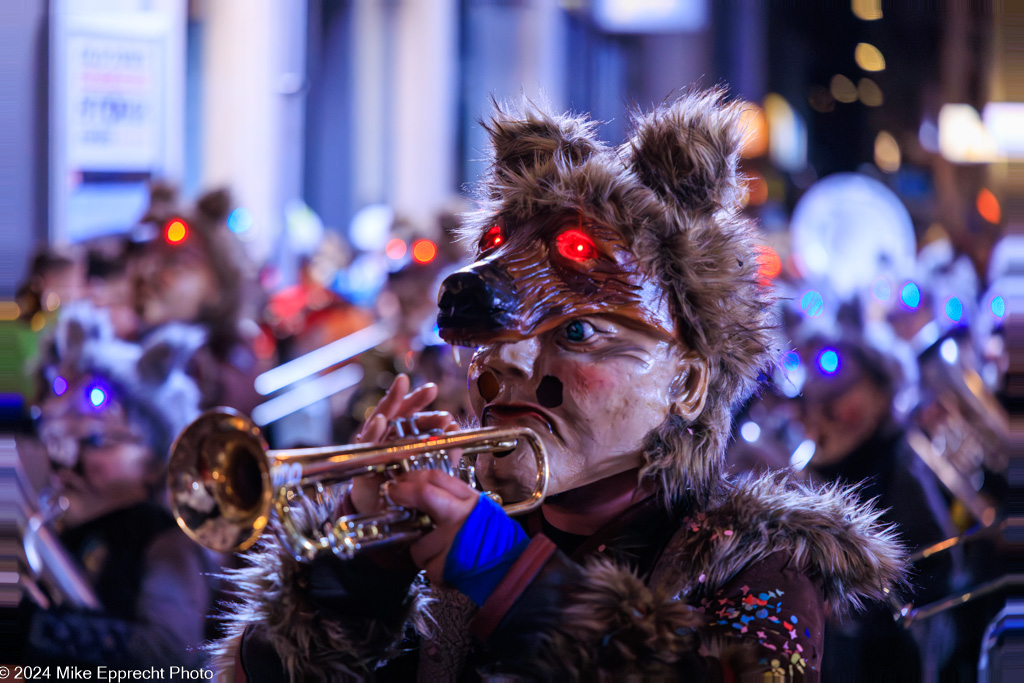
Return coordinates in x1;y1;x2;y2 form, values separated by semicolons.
168;408;548;560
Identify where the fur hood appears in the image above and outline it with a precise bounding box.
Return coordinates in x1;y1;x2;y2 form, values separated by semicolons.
210;474;905;678
456;90;778;504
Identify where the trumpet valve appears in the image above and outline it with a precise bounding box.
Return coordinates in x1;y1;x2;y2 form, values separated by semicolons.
330;509;432;558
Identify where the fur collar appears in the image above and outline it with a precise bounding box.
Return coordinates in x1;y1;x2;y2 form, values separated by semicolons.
651;473;907;616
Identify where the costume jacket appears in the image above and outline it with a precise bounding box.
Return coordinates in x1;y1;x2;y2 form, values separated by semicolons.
212;474;904;680
20;502;211;668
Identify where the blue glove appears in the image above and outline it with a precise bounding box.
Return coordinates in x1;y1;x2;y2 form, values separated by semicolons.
443;494;529;606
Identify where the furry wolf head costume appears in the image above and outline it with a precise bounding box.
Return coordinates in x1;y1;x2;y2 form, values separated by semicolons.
438;89;774;506
211;91;907;681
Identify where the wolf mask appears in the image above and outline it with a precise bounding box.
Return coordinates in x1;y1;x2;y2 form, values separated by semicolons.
437;90;777;505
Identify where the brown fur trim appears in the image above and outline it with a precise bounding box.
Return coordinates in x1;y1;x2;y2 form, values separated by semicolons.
457;91;779;503
651;473;909;617
206;498;433;679
529;558;705;678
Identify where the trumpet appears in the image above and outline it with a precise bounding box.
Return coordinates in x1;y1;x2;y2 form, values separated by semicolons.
21;489;102;610
168;408;549;561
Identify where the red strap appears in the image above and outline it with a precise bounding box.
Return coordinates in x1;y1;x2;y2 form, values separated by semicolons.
470;534;557;642
234;649;249;683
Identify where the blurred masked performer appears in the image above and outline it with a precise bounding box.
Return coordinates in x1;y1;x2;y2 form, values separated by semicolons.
19;303;212;667
214;92;906;679
133;184;262;414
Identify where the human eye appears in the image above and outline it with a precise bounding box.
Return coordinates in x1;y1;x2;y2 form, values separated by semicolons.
563;319;597;343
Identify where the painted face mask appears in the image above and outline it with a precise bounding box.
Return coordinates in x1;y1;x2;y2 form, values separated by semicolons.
439;212;700;498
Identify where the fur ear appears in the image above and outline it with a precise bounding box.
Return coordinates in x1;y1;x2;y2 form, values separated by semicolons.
140;181;181;225
196;188;232;224
483;98;605;185
137;323;206;385
624;89;747;215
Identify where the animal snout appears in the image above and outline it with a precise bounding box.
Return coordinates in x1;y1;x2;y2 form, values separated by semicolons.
437;264;515;344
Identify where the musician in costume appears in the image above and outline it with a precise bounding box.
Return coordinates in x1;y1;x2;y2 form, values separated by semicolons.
19;303;212;667
213;91;906;679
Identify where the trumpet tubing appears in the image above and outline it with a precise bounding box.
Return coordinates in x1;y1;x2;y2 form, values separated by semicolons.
168;408;549;560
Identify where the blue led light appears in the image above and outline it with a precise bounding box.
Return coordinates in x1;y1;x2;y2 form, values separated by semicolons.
818;348;840;374
800;290;824;317
900;282;921;309
52;376;68;397
227;207;253;234
782;351;800;371
991;295;1005;318
871;276;891;301
944;297;963;322
87;384;108;408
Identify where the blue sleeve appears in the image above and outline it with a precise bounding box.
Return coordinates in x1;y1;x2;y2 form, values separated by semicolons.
443;494;530;606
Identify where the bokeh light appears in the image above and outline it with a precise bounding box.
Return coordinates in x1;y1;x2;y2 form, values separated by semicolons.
740;105;768;158
900;282;921;309
385;238;407;260
756;245;781;280
740;421;761;443
874;131;900;172
944;296;963;322
830;75;858;104
855;42;885;71
165;219;188;244
227;207;254;234
977;188;1001;224
817;348;840;374
858;78;884;106
746;173;770;206
991;295;1005;318
782;351;801;371
411;239;437;264
940;338;959;364
800;290;824;317
852;0;882;21
52;376;68;396
88;383;109;408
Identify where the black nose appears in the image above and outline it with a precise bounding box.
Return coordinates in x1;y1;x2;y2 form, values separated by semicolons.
437;263;514;343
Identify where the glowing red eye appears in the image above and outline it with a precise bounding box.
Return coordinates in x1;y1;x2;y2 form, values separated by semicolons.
480;225;504;252
555;229;597;262
165;219;188;244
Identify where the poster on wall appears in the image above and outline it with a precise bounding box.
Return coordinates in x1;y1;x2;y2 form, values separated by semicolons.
50;0;185;243
66;34;163;171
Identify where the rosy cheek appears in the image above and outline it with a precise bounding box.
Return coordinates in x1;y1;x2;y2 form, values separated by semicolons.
559;363;618;406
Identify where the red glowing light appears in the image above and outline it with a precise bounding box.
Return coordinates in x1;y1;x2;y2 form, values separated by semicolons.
746;173;769;207
385;238;407;260
756;245;782;281
165;219;188;244
555;229;598;262
412;239;437;264
977;189;1001;224
480;225;504;252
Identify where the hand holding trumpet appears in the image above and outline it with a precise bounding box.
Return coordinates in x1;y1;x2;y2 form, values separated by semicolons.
349;375;484;584
169;373;547;577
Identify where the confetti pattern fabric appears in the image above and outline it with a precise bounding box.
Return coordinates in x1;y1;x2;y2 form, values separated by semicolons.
678;514;825;677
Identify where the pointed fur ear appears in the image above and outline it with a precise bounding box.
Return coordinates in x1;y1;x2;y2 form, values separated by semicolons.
139;181;181;225
483;98;605;182
624;89;747;215
671;354;709;423
137;323;206;385
196;188;232;224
